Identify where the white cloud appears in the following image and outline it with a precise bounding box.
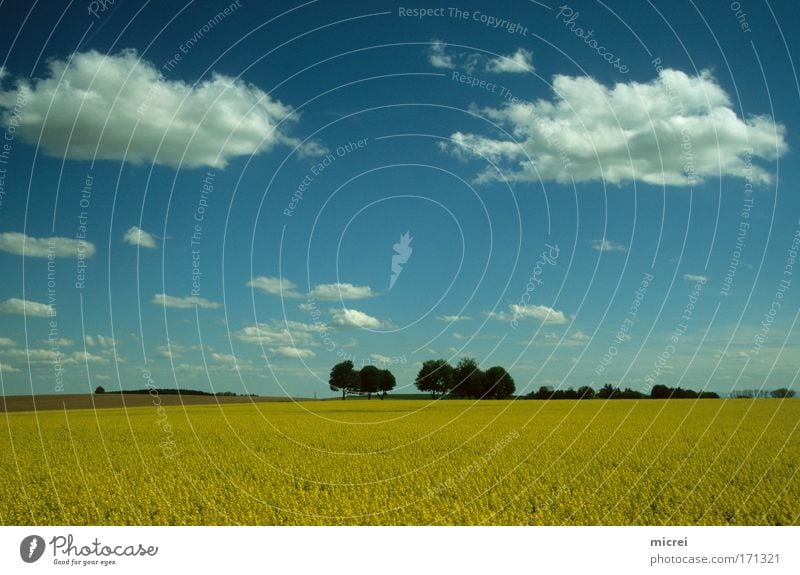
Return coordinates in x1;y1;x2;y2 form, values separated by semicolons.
40;337;72;347
122;226;158;249
567;330;591;344
156;342;186;359
437;314;471;322
0;337;15;346
0;363;20;373
0;298;53;317
308;283;375;300
0;49;317;169
211;352;238;365
270;346;315;359
488;303;568;325
85;334;116;348
443;69;786;186
71;350;108;364
0;347;106;365
247;276;302;298
329;308;382;329
248;278;374;301
683;273;708;283
486;48;534;74
591;239;627;252
0;232;95;258
428;40;455;69
233;321;317;348
152;293;220;309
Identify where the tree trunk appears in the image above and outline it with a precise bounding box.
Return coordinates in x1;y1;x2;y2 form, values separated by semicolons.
342;390;346;400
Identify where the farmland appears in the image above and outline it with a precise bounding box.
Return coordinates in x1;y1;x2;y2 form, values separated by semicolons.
1;399;797;525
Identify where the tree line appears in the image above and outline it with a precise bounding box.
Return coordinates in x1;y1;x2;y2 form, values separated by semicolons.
525;383;720;400
413;358;516;399
328;361;396;399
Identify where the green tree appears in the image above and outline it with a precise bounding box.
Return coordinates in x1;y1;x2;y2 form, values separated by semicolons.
452;357;483;399
596;383;619;399
94;385;106;394
360;365;381;399
378;369;396;399
329;360;359;400
483;366;515;399
414;359;453;398
771;387;796;398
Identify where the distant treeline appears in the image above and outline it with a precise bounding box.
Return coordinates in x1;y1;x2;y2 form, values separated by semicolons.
525;384;719;400
94;386;257;397
525;384;796;400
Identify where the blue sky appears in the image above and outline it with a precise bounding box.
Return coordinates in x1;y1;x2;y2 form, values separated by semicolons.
0;0;798;397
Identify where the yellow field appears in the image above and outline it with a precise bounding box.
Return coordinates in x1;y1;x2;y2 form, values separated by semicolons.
1;399;798;525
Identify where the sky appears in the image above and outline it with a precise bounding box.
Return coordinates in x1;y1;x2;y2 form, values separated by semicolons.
0;0;798;398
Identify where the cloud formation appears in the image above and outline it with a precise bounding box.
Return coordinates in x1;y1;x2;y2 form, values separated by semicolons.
0;49;315;168
488;303;568;325
329;308;382;329
152;293;220;309
0;232;95;258
308;283;375;300
122;226;158;249
247;276;302;298
0;298;53;317
591;239;626;252
443;69;786;186
248;277;375;300
486;48;534;73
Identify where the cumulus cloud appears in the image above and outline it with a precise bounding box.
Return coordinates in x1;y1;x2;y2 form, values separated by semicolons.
211;352;238;365
0;298;53;317
437;314;471;322
152;293;220;309
443;69;786;186
486;48;534;73
488;303;568;325
247;276;302;298
307;283;375;300
0;363;20;373
84;334;117;348
0;337;15;346
233;320;317;348
428;40;455;69
0;49;318;169
122;226;158;249
248;278;375;300
271;346;315;359
591;239;626;252
0;232;95;258
683;273;708;283
0;347;106;365
329;308;383;329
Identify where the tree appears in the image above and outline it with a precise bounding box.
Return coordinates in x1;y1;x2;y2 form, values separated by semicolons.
527;386;553;400
596;383;619;399
329;360;359;400
94;385;105;394
650;384;671;399
577;385;595;399
771;388;796;398
378;369;396;399
452;357;484;398
360;365;381;399
414;359;453;398
483;366;515;399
